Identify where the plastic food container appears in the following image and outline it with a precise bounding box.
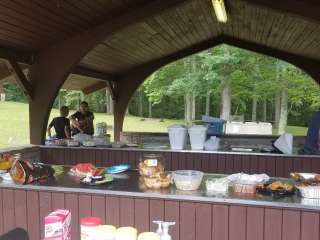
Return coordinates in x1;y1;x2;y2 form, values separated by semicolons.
188;125;207;150
139;154;165;178
115;227;137;240
168;125;188;150
297;186;320;199
81;217;101;240
206;177;229;193
173;170;204;191
95;225;116;240
233;182;258;194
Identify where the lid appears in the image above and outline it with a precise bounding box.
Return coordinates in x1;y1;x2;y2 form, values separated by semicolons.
189;125;207;130
81;217;102;226
168;124;186;129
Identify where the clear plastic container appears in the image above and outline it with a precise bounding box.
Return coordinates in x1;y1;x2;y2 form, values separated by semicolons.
173;170;204;191
206;177;229;193
232;182;257;194
139;154;165;178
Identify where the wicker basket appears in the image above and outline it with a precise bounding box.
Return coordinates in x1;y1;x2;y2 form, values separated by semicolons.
297;186;320;199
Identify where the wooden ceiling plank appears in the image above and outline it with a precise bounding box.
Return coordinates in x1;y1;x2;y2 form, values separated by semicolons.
294;25;319;55
164;9;193;47
187;1;208;41
102;36;149;62
64;0;107;25
151;16;184;49
268;13;288;51
11;0;85;33
0;2;71;38
0;29;41;50
0;20;57;43
81;55;129;71
256;5;269;44
106;22;163;59
79;60;125;74
95;43;141;64
82;81;108;95
133;23;166;56
299;27;320;58
244;0;320;24
99;42;144;64
163;8;195;46
33;0;92;29
250;2;260;44
141;21;178;53
280;17;306;53
107;31;157;60
191;1;210;39
72;65;118;82
0;18;63;44
197;0;218;38
175;5;201;45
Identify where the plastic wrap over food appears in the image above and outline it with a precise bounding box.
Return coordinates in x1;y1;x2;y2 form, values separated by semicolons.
227;173;269;184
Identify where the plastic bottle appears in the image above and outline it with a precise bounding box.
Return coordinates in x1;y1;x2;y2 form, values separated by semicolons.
152;220;163;235
160;222;175;240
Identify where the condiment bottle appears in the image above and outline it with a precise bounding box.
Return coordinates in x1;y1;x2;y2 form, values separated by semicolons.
81;217;101;240
153;220;163;235
94;225;116;240
160;222;175;240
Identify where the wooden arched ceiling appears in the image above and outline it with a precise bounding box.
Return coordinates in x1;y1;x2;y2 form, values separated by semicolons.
80;0;320;75
0;0;319;92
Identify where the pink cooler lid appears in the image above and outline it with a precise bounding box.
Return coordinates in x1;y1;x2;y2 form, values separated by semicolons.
81;217;101;226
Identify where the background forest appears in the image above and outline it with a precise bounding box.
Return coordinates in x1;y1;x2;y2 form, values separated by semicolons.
3;45;320;133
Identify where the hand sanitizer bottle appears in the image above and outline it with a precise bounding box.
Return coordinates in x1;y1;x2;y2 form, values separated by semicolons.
153;220;163;236
160;222;175;240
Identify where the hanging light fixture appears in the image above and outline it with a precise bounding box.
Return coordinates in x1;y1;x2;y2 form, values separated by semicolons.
212;0;228;23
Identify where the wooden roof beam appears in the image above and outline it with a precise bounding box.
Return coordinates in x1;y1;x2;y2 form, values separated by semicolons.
72;66;118;82
0;45;33;65
244;0;320;23
6;59;33;101
82;81;107;95
82;80;118;100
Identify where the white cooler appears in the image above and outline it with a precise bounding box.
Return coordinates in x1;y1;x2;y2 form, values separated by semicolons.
188;125;207;150
168;125;188;150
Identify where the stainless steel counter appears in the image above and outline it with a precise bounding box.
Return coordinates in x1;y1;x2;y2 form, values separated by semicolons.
1;165;320;211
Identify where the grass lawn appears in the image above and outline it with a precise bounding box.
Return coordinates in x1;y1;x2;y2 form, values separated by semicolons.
0;101;184;148
0;101;307;148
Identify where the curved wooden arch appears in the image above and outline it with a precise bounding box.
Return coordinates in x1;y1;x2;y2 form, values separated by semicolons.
113;35;320;140
28;0;188;144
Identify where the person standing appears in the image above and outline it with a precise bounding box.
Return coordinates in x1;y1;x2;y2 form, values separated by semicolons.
47;106;71;139
300;112;320;155
70;101;95;136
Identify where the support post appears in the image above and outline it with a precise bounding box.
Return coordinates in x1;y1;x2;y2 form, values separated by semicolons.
6;59;33;101
113;68;156;141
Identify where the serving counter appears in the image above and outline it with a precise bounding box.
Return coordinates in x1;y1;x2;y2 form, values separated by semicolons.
0;165;320;240
0;165;319;240
41;145;320;178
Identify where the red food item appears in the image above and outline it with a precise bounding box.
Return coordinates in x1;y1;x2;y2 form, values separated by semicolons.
70;163;103;176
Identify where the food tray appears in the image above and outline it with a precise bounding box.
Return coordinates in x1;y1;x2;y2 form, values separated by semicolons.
297;186;320;199
232;182;257;194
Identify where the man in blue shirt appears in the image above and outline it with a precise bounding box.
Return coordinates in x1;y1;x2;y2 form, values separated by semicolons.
300;112;320;155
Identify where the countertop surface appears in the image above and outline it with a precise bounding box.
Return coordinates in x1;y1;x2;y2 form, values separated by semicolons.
41;144;320;158
1;165;320;211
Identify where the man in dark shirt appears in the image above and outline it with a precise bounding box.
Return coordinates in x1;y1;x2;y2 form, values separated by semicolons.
47;106;71;139
70;101;95;136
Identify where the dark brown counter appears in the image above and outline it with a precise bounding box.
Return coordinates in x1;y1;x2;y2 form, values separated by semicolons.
41;145;320;178
0;165;320;240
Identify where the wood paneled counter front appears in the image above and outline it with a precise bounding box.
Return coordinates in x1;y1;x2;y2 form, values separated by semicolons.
41;145;320;178
0;165;319;240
